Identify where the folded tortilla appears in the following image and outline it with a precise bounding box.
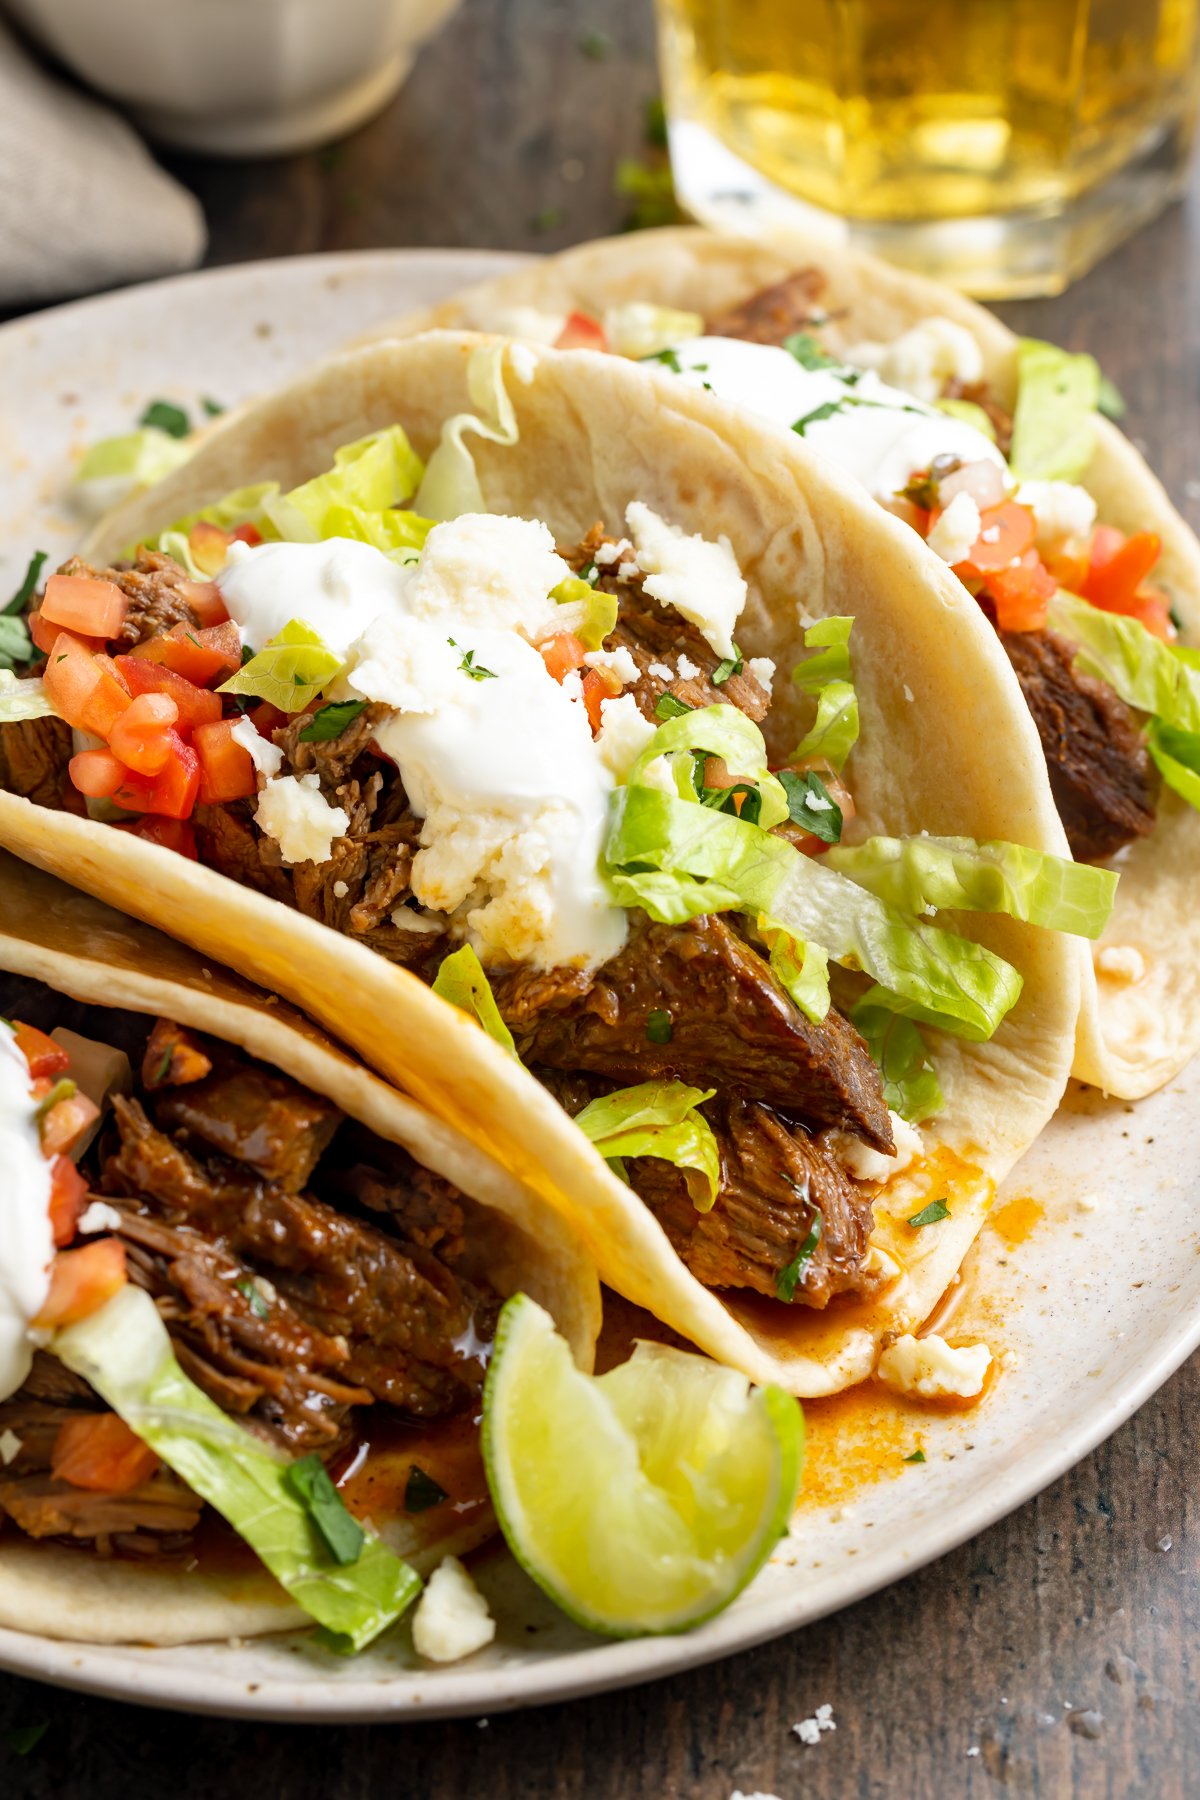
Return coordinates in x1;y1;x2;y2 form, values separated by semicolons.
0;332;1080;1398
365;227;1200;1101
0;850;599;1644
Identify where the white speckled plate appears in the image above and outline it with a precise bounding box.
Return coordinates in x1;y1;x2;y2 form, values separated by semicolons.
0;252;1197;1720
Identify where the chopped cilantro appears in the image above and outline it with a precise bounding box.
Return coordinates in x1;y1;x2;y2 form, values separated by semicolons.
783;332;839;371
645;1009;673;1044
900;454;962;512
5;1722;48;1756
778;768;843;844
699;776;763;826
458;648;497;681
904;1449;927;1464
776;1214;822;1301
33;1077;75;1123
139;399;190;439
283;1454;365;1565
235;1276;270;1321
201;396;226;417
5;549;46;616
793;400;845;435
640;346;683;373
908;1199;951;1229
404;1465;450;1513
299;699;368;742
711;646;743;685
655;692;692;721
154;1043;174;1084
578;559;599;586
240;642;256;665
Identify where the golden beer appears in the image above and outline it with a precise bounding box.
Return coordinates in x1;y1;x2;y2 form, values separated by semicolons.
656;0;1200;294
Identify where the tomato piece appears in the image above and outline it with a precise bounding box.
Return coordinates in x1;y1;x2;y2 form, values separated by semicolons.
114;654;222;730
68;746;125;799
1042;543;1091;593
51;1412;159;1494
188;520;236;576
538;631;588;683
28;608;105;659
108;692;180;776
1115;587;1174;641
48;1155;88;1248
1086;523;1125;570
11;1020;69;1080
953;501;1037;578
128;620;240;686
554;311;607;351
111;732;201;819
1081;529;1162;613
43;634;131;736
230;523;262;548
985;551;1058;632
177;578;230;627
41;573;129;640
121;815;199;858
193;718;257;804
580;669;608;733
40;1089;100;1157
247;700;287;738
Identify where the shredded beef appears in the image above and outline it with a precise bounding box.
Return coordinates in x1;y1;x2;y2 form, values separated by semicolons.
1000;627;1157;862
0;715;73;810
274;701;392;783
153;1063;342;1192
57;550;200;647
632;1098;878;1306
0;1399;202;1542
494;912;893;1151
192;800;294;903
705;269;829;344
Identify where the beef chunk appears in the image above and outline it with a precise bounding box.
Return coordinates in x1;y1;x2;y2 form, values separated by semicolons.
494;912;893;1151
705;269;829;345
0;714;73;810
193;800;294;903
153;1064;342;1192
1000;627;1156;862
142;1018;212;1090
632;1098;878;1306
57;550;200;647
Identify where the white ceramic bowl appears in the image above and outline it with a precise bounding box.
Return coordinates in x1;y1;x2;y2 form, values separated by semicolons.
6;0;461;155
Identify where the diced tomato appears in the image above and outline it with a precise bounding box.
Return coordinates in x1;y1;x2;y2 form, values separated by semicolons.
51;1412;159;1495
41;573;129;640
11;1020;69;1080
40;1088;100;1157
580;669;608;733
188;519;236;576
115;654;222;731
68;746;126;799
35;1239;126;1327
230;523;262;547
1081;528;1162;614
177;578;230;627
109;692;180;776
47;1155;87;1248
1042;541;1091;593
43;634;131;736
538;631;587;683
554;311;607;351
1114;586;1174;641
193;718;257;804
952;501;1037;578
111;732;201;819
128;620;240;686
985;550;1058;632
247;700;287;739
122;815;199;858
28;608;104;659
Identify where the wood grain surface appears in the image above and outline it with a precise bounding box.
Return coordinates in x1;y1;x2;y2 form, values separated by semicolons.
2;1;1198;1793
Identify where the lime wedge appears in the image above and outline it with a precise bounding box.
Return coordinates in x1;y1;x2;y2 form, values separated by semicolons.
482;1293;805;1637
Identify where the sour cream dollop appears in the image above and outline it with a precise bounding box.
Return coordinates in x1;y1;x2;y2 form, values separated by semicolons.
0;1025;53;1402
664;336;1006;506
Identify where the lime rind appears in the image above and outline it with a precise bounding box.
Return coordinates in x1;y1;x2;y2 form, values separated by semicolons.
482;1293;805;1638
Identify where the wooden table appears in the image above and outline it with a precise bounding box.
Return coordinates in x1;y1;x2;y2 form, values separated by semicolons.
2;1;1198;1793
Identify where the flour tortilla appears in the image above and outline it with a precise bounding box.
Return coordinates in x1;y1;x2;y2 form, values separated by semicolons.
0;332;1080;1400
0;851;599;1644
366;228;1200;1100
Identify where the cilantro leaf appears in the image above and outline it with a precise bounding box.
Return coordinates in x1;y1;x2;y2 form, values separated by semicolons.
645;1009;673;1044
776;1213;823;1301
783;332;840;371
235;1276;270;1321
904;1449;926;1464
712;647;743;686
404;1465;450;1513
299;699;368;743
283;1454;365;1565
778;769;843;844
459;648;497;681
908;1199;950;1229
139;400;191;439
654;692;692;721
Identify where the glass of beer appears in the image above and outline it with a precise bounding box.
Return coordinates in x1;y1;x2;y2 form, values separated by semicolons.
654;0;1200;296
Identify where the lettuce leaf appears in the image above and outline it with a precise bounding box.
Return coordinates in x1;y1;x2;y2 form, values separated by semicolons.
605;302;704;359
824;834;1117;939
0;672;58;722
54;1287;420;1651
755;915;831;1023
218;619;343;713
431;943;518;1057
604;785;1024;1040
550;575;619;650
573;1078;720;1211
850;996;944;1122
790;617;859;771
935;398;996;440
625;702;790;828
1147;719;1200;809
415;343;527;520
1009;339;1100;482
1048;590;1200;735
75;427;194;522
262;427;426;552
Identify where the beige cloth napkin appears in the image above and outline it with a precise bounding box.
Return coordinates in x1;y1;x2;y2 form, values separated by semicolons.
0;15;205;307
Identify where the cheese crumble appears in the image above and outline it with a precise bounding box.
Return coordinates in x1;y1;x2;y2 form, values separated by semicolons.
876;1333;992;1400
411;1556;496;1663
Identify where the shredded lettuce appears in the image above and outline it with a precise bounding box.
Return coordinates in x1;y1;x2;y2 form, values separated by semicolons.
54;1287;420;1651
262;427;426;553
604;785;1024;1040
605;303;704;359
850;997;944;1122
415;343;527;520
1049;590;1200;733
551;575;619;650
755;915;831;1023
74;427;194;522
573;1079;720;1211
790;617;859;771
218;619;343;714
1146;719;1200;809
0;671;58;722
431;944;518;1057
1009;338;1100;482
935;398;996;440
825;834;1117;940
625;703;790;828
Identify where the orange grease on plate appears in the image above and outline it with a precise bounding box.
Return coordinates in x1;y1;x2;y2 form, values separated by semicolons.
989;1194;1044;1247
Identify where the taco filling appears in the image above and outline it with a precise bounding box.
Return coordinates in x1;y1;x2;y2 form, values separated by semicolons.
0;365;1114;1333
481;276;1196;870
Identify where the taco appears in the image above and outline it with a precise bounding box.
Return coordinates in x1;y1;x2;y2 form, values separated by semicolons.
0;333;1110;1399
369;227;1200;1100
0;850;597;1646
